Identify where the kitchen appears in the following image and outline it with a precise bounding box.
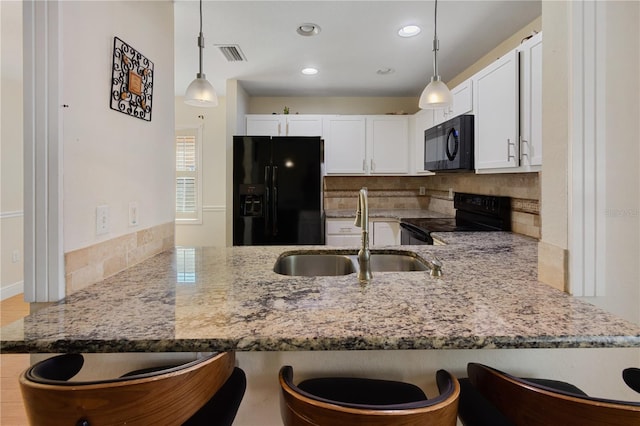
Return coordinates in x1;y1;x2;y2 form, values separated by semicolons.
1;1;639;425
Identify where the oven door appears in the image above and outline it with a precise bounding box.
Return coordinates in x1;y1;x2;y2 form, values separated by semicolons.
400;222;433;245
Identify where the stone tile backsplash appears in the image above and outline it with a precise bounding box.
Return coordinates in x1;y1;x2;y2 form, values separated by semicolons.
324;173;540;238
64;222;174;295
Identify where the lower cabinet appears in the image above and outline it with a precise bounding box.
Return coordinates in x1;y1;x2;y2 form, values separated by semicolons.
325;218;400;247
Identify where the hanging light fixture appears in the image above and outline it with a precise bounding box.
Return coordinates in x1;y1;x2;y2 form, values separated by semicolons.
185;0;218;107
419;0;452;109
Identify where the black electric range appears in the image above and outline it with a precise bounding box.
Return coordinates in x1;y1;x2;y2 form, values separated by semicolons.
400;193;511;245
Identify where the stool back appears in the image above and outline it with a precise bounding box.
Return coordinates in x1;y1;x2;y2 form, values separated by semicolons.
467;362;640;426
279;366;460;426
20;352;236;426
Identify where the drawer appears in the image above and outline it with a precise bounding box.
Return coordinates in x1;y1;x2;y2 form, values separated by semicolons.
326;219;360;235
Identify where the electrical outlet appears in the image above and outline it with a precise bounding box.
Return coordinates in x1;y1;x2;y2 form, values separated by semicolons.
12;249;20;263
96;205;110;235
419;186;426;196
129;202;139;227
448;188;454;199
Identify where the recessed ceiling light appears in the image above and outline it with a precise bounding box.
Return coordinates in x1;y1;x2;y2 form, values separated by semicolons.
376;68;395;75
301;67;318;75
297;23;321;37
398;25;421;37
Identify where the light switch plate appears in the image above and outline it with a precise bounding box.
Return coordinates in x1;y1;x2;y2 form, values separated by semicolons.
96;205;109;235
129;201;139;227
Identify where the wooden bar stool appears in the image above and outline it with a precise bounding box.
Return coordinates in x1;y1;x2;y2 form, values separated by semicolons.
19;352;245;426
458;362;640;426
279;365;460;426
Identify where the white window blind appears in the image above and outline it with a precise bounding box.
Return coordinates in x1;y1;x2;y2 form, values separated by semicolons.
175;128;202;222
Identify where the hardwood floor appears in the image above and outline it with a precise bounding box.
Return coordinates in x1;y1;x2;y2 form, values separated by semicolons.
1;294;30;425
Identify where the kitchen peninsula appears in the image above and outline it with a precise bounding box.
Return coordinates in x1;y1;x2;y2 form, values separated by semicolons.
3;232;639;424
2;233;639;352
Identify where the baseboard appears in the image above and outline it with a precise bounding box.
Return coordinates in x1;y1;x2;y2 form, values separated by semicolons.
1;281;24;301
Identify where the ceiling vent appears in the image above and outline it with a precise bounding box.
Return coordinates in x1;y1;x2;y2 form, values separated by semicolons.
216;44;247;62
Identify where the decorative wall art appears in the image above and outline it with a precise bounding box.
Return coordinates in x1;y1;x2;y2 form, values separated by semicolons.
110;37;154;121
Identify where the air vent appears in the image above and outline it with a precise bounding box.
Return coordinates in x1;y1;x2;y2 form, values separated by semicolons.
216;44;247;62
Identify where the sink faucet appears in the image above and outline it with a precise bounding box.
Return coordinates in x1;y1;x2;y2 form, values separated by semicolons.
354;187;372;282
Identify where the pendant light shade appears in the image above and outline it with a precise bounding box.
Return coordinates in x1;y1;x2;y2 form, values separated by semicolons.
185;0;218;107
419;0;452;109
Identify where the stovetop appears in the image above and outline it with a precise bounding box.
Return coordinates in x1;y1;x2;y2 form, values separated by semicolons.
401;217;501;233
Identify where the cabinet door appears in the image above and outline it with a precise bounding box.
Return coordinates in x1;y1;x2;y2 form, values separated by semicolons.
366;116;409;174
451;79;473;117
372;221;400;247
474;50;519;170
520;33;543;167
246;115;283;136
286;115;323;137
323;116;367;174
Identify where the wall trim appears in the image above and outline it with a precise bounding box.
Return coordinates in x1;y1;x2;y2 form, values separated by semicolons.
1;281;24;301
569;0;607;297
0;210;24;219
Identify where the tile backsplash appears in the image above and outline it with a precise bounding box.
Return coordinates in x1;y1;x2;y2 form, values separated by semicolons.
64;222;174;295
324;173;540;238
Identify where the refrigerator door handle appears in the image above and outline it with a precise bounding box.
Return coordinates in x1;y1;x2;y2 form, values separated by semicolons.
264;166;271;235
272;166;278;236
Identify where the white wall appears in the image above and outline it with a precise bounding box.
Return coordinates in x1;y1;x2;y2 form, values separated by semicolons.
0;0;24;300
174;96;227;247
61;1;175;252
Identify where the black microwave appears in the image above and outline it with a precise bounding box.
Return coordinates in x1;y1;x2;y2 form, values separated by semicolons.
424;114;474;172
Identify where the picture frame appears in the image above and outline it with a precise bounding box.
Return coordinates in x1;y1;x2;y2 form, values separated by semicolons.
110;37;154;121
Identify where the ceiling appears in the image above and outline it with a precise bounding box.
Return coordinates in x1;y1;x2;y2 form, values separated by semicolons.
173;0;541;98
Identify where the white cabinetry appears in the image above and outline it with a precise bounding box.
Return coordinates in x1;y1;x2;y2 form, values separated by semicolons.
366;116;409;174
372;221;400;246
474;49;520;171
519;32;543;168
325;218;365;246
325;218;399;247
324;115;409;175
432;79;473;126
245;114;323;137
323;116;367;174
473;33;543;173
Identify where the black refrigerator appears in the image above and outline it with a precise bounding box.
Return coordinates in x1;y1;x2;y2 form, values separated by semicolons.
233;136;324;245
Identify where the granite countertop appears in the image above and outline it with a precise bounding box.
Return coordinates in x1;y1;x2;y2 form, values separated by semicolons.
2;233;640;353
325;209;451;220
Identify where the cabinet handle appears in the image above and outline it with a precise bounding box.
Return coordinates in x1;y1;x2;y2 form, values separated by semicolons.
507;138;516;162
278;123;281;136
362;159;367;172
339;227;353;233
286;122;289;136
371;159;375;172
520;135;529;157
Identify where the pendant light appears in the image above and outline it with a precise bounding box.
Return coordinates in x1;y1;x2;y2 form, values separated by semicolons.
419;0;452;109
185;0;218;107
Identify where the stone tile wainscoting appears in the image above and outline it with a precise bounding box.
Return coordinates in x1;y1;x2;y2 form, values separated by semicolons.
64;222;174;295
324;173;540;238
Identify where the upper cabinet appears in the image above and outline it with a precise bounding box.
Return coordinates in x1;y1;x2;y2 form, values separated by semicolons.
323;116;367;174
433;78;473;126
474;33;542;173
324;115;409;175
474;49;520;171
366;116;409;174
519;32;543;168
409;109;435;175
245;114;323;137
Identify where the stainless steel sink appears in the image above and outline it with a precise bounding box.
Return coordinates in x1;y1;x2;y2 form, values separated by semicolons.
273;251;430;276
273;254;356;276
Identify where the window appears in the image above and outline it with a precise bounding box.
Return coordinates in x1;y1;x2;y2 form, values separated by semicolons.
175;127;202;223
